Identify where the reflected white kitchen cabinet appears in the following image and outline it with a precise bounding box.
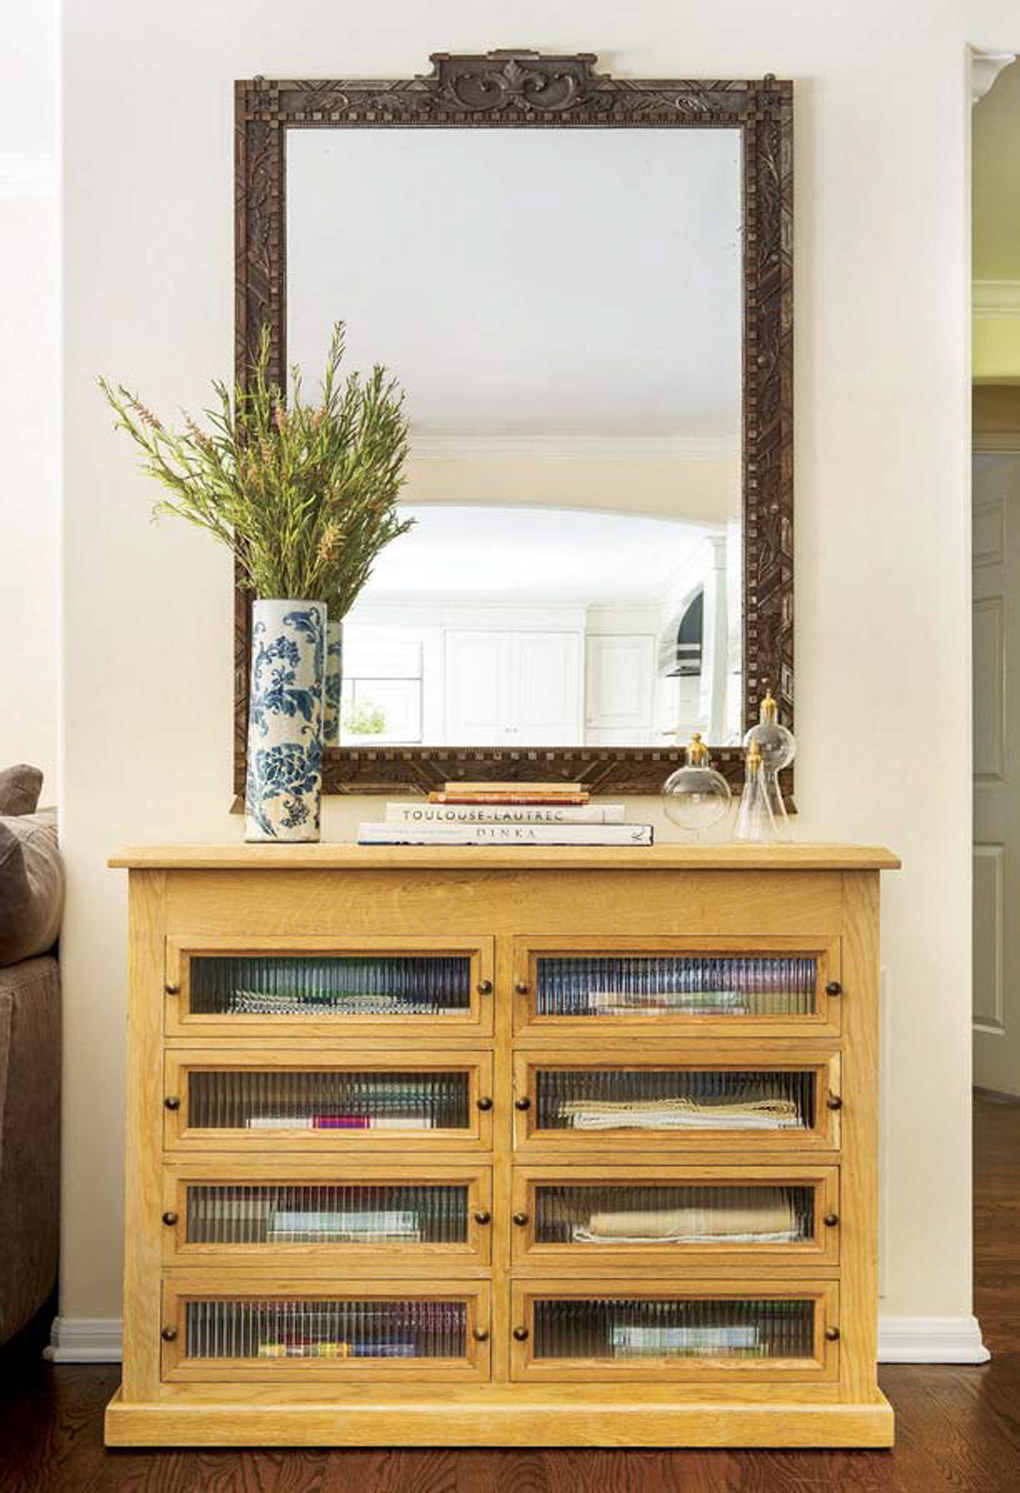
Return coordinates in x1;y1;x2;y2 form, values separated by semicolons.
444;630;582;746
585;635;656;741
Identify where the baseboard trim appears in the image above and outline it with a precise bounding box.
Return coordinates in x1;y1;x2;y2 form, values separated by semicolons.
44;1314;990;1366
877;1315;990;1363
44;1317;123;1364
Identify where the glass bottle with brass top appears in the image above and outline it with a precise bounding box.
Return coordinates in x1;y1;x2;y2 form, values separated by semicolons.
742;687;795;838
735;737;785;842
661;732;732;838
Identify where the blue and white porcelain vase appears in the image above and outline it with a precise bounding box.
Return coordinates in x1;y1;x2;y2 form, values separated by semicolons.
323;618;344;747
244;599;326;842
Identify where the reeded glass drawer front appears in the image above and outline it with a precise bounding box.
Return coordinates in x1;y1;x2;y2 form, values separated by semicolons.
513;937;842;1039
161;1278;490;1381
163;1163;493;1269
165;1050;493;1152
510;1282;838;1382
513;1050;840;1152
511;1165;839;1266
165;936;494;1038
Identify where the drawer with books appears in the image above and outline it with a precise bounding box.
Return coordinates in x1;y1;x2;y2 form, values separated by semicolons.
164;936;495;1040
509;1281;840;1383
161;1161;493;1272
510;1165;840;1270
163;1050;494;1153
512;937;842;1041
512;1049;841;1155
160;1276;491;1382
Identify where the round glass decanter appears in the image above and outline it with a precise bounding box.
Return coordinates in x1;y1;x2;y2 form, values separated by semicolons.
662;733;733;837
743;687;796;775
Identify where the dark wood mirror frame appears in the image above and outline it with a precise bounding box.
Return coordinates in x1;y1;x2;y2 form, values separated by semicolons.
234;52;793;797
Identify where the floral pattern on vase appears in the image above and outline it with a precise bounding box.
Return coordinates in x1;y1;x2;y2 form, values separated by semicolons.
245;600;326;842
323;618;344;747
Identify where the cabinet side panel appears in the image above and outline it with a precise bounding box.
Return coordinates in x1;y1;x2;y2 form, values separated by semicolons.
839;871;881;1400
122;869;167;1400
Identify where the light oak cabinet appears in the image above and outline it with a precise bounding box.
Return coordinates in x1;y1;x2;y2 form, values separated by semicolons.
106;842;898;1448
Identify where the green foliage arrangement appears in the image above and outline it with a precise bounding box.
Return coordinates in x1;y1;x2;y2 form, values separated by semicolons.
343;701;388;736
99;323;413;607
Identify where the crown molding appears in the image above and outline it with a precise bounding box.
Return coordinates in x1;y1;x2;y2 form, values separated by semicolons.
409;433;740;463
972;51;1016;104
973;280;1020;319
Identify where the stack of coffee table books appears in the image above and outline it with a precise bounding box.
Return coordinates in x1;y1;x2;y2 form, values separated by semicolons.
358;782;653;846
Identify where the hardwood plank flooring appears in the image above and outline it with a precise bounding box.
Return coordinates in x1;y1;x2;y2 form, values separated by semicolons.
2;1093;1018;1492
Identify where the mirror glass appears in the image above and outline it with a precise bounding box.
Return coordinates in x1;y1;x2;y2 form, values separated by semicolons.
287;127;743;748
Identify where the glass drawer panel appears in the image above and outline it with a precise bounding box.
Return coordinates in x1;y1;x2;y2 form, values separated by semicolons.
190;954;472;1018
536;955;817;1019
534;1182;814;1247
534;1069;815;1134
532;1297;813;1362
188;1069;470;1132
184;1298;467;1361
186;1182;469;1245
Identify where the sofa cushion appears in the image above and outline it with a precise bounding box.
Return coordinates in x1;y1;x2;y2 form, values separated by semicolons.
0;810;64;966
0;765;43;817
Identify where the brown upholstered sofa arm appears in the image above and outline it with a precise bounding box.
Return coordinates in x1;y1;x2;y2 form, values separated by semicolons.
0;955;61;1345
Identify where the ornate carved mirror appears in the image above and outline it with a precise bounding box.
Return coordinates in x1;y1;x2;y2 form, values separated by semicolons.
234;52;793;796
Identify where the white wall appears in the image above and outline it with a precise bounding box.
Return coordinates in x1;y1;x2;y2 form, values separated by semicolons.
61;0;1016;1338
0;0;59;795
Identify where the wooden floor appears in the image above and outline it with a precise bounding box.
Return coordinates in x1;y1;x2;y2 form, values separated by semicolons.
2;1094;1019;1492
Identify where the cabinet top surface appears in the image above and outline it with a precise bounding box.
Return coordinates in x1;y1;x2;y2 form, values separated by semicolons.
109;842;900;871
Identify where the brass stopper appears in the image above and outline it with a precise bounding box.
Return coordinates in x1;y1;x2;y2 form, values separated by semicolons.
745;739;763;772
687;732;710;766
760;686;779;724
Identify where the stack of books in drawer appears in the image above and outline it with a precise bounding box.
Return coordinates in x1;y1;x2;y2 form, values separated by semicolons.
358;782;653;846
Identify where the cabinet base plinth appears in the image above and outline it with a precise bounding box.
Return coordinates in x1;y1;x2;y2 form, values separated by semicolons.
105;1387;894;1449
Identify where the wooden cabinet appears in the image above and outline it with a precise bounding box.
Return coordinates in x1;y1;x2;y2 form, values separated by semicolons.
106;842;898;1448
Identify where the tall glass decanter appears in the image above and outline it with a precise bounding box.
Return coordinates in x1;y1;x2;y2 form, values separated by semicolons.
735;739;782;842
742;687;795;839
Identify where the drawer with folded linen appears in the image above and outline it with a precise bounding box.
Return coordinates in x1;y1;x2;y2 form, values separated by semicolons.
510;1164;840;1271
511;1048;841;1155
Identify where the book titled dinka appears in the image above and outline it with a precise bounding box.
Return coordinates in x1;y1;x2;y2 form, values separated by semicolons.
386;801;626;825
358;822;653;847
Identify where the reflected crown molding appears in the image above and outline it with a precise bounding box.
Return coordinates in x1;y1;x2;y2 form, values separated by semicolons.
972;51;1016;105
973;280;1020;319
409;433;740;463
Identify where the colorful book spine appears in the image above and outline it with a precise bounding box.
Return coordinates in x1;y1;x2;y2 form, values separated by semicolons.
428;793;590;806
358;822;653;847
385;802;626;825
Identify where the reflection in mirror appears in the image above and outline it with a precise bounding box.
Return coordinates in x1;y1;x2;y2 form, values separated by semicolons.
287;126;743;748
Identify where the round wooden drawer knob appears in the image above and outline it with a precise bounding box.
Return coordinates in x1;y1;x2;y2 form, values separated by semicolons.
514;981;529;995
474;1210;491;1226
161;1211;178;1227
513;1326;529;1342
477;979;493;995
161;1326;177;1342
823;1212;839;1228
512;1212;529;1227
473;1327;489;1342
826;980;843;996
164;1096;181;1111
476;1096;493;1112
514;1097;531;1111
826;1095;843;1111
825;1326;840;1342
